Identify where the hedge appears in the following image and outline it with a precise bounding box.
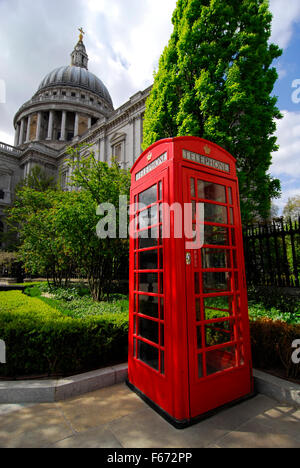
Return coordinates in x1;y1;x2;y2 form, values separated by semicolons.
1;291;299;381
250;319;300;380
0;291;128;378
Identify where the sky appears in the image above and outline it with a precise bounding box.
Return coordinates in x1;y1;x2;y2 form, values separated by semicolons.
0;0;299;213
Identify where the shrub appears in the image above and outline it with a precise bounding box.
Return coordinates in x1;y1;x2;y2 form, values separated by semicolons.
248;286;300;316
24;286;42;297
0;291;128;378
250;319;300;379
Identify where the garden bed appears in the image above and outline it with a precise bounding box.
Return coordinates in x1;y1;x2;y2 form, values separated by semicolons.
0;283;299;381
0;288;129;379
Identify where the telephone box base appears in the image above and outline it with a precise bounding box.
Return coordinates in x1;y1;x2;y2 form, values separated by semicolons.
126;380;256;430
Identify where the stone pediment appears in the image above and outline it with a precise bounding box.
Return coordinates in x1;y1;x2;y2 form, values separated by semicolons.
110;132;126;145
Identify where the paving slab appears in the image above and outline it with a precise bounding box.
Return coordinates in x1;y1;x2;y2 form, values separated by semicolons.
108;406;229;448
0;403;73;448
0;382;299;448
216;417;300;448
48;426;122;449
0;403;34;416
57;383;146;433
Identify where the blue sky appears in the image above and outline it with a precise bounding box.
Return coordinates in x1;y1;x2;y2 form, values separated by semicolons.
0;0;299;213
271;15;300;213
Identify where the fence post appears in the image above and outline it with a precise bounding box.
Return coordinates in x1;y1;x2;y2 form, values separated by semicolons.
290;217;299;288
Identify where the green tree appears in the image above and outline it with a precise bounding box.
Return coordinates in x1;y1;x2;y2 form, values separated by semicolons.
7;148;131;300
1;166;57;252
7;189;76;286
66;146;131;300
283;195;300;221
143;0;282;223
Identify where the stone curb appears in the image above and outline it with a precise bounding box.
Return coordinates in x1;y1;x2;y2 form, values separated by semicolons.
0;366;299;407
0;364;128;404
253;369;300;407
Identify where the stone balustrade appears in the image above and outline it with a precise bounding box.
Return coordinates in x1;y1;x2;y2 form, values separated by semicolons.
0;142;21;157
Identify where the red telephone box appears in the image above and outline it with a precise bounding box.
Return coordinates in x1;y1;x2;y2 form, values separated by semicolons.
127;136;253;428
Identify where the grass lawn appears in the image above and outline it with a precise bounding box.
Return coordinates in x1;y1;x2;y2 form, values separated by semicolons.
23;283;129;319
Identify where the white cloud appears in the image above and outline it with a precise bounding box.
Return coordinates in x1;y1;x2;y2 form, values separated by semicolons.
277;66;287;80
269;0;300;48
1;0;300;152
0;0;177;146
85;0;176;107
270;110;300;212
0;129;14;146
271;110;300;177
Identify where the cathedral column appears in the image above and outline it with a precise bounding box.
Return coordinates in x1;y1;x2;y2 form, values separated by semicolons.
25;114;32;143
46;110;54;141
136;113;142;157
88;117;92;129
35;111;42;141
74;112;79;137
60;111;67;141
18;118;25;145
14;123;20;147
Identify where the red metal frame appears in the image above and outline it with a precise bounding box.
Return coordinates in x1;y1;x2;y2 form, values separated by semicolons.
128;137;253;426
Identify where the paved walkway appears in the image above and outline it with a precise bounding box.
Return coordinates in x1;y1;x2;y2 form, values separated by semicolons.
0;383;299;448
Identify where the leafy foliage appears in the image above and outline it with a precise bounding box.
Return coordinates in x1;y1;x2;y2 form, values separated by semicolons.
24;283;129;319
143;0;282;223
247;286;300;321
6;148;131;300
17;165;56;192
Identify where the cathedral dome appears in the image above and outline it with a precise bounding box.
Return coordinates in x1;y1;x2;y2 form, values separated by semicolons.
37;65;113;108
14;31;114;148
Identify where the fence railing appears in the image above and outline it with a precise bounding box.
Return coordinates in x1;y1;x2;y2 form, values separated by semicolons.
243;218;300;288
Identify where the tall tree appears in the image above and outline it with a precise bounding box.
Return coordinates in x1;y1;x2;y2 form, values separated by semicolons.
283;195;300;221
143;0;282;223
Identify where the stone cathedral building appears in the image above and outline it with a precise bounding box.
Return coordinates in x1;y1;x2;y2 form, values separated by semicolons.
0;32;151;240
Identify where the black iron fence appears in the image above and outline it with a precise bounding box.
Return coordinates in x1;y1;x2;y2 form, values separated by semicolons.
243;218;300;288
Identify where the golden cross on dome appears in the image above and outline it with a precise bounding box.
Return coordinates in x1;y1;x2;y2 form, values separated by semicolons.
78;27;85;41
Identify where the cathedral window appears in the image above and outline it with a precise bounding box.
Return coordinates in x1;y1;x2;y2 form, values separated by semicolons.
113;143;122;163
60;171;68;191
0;219;4;249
